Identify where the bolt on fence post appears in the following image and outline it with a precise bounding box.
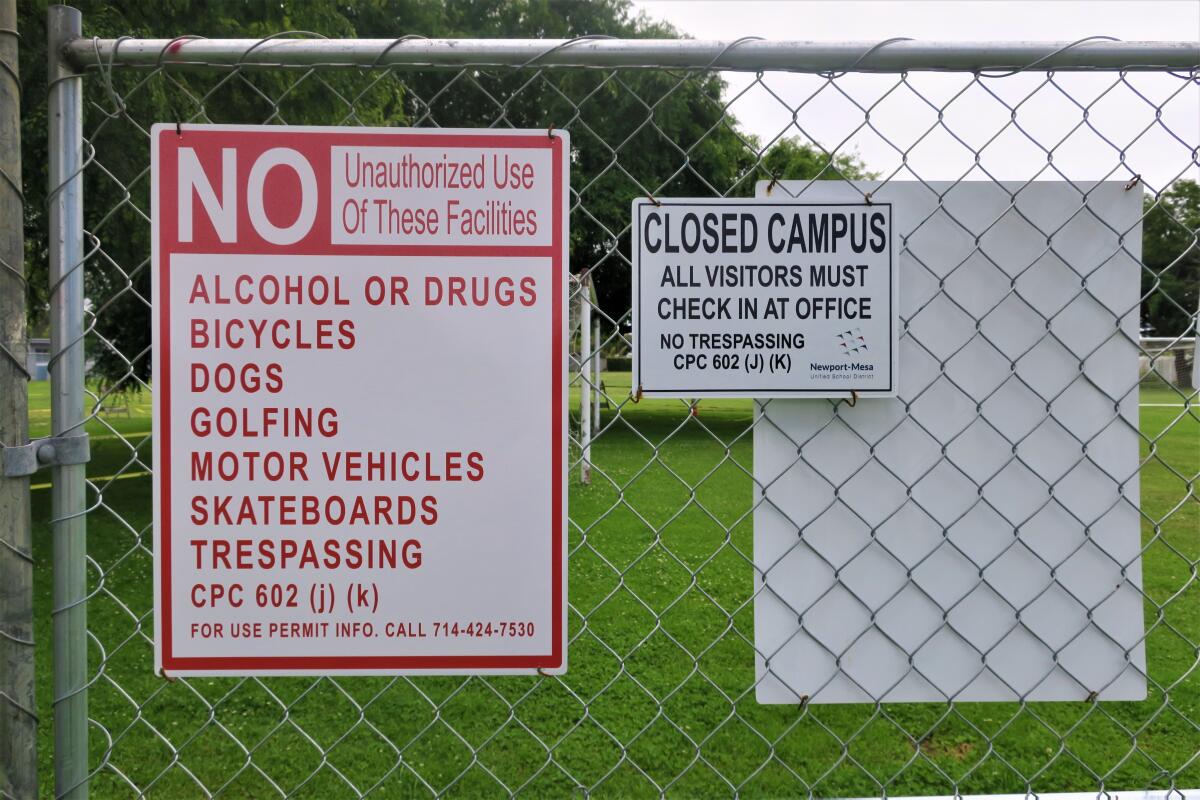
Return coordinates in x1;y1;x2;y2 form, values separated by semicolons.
47;5;88;799
0;0;35;796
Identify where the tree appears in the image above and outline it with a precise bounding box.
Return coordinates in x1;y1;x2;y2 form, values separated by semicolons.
20;0;395;387
19;0;875;384
756;137;873;189
1141;179;1200;337
345;0;770;323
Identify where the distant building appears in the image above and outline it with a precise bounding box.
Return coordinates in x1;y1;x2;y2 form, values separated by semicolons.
27;338;50;381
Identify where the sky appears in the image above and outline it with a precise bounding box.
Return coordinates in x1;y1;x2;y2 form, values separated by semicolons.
629;1;1200;191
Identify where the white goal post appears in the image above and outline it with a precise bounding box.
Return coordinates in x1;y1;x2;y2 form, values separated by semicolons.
570;273;602;484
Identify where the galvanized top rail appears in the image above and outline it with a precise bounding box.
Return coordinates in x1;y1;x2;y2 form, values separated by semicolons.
63;36;1200;73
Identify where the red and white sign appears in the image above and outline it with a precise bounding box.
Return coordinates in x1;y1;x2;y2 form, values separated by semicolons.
152;125;567;676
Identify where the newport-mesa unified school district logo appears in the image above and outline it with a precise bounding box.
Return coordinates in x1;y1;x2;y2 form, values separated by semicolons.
836;328;868;357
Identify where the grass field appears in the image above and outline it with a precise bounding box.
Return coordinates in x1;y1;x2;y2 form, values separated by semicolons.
27;375;1199;798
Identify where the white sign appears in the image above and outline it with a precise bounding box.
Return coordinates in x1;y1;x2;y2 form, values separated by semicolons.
754;181;1145;703
631;199;897;397
152;125;568;676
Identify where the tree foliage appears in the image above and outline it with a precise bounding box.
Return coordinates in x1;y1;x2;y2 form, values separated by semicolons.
20;1;1188;386
20;0;394;379
23;0;801;384
756;137;872;188
1141;179;1200;336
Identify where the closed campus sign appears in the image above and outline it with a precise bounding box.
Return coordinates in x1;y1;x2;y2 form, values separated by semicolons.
631;199;898;397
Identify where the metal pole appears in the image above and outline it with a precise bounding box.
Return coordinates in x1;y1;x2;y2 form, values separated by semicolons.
0;0;35;795
580;276;592;486
1193;299;1199;391
48;6;88;799
592;316;601;428
60;37;1200;73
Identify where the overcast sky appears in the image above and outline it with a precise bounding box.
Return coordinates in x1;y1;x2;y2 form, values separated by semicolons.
630;1;1199;191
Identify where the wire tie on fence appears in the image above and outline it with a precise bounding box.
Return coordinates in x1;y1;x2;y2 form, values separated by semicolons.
864;191;874;205
766;177;778;196
798;694;810;709
518;34;618;69
976;35;1119;78
175;119;182;137
633;383;643;403
1124;174;1141;191
547;124;555;140
847;390;858;407
157;666;176;683
368;34;431;69
646;192;662;207
1086;689;1098;703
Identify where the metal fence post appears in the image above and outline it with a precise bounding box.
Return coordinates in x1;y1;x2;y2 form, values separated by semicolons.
0;0;35;796
47;5;87;799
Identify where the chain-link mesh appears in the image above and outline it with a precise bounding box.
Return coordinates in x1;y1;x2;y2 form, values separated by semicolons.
39;36;1200;797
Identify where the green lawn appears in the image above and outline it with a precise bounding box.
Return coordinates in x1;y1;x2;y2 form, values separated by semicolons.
26;376;1199;798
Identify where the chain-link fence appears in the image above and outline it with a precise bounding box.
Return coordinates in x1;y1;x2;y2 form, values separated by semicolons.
20;16;1200;799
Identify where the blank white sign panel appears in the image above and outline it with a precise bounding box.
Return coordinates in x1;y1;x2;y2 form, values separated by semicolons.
754;181;1146;703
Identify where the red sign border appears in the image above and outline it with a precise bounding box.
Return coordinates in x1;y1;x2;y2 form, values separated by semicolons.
152;126;566;674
